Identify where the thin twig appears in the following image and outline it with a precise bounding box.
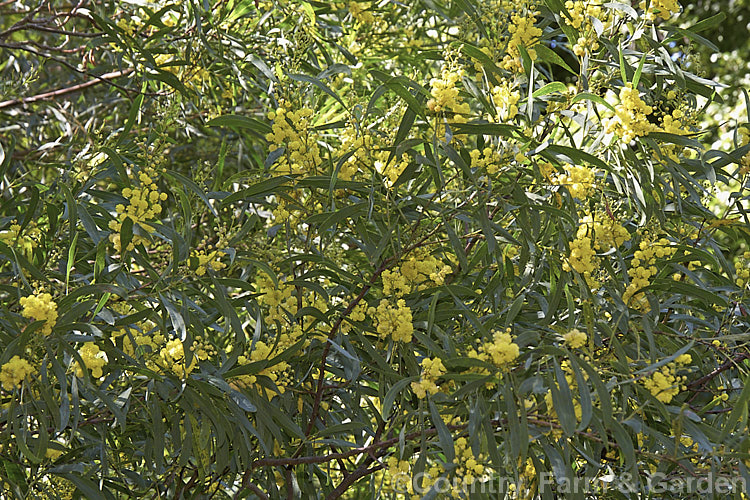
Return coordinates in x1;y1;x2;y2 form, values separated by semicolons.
326;458;382;500
0;68;134;110
241;483;269;500
303;225;444;438
0;41;135;95
687;352;750;391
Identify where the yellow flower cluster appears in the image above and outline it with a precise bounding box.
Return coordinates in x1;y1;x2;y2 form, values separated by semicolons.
154;53;212;90
111;303;216;377
538;161;556;181
375;152;411;186
112;319;163;364
0;355;34;390
382;457;441;498
253;272;323;370
158;336;214;378
605;84;656;143
235;341;291;396
427;66;470;115
469;328;520;371
0;220;40;260
272;195;308;227
659;104;693;161
501;8;542;72
551;164;597;199
562;328;587;348
340;299;367;335
563;227;599;288
192;247;226;276
451;436;486;493
116;18;138;36
381;249;452;297
741;153;750;176
118;326;213;378
491;81;520;121
470;147;505;175
411;357;446;398
73;344;107;378
108;165;168;252
623;233;676;310
349;1;375;24
337;126;375;181
160;338;196;377
640;0;680;21
386;457;410;478
642;353;691;403
369;299;414;342
737;251;750;288
266;102;323;176
255;273;298;323
580;211;630;251
564;0;607;29
20;292;58;335
563;211;629;289
564;1;611;56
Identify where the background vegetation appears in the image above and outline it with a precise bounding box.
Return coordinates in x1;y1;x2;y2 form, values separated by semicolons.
1;0;749;498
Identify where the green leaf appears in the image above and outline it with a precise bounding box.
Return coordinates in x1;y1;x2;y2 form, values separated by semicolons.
633;342;695;376
720;375;750;440
65;231;78;293
532;82;568;98
62;473;113;499
207;114;272;134
570;92;616;112
429;400;455;462
288;73;349;111
2;459;27;494
461;43;503;78
543;144;610;171
370;70;427;120
632;53;647;88
450;122;519;139
120;216;133;253
618;46;628;83
647;131;703;150
382;376;418;420
148;68;189;96
117;90;144;145
610;420;637;472
221;176;291;205
683;12;726;33
535;44;576;75
550;357;576;436
165;170;218;217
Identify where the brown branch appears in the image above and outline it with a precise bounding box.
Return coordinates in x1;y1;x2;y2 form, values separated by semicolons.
16;24;101;37
241;483;269;500
284;468;293;500
303;224;446;438
254;422;467;470
463;203;502;260
686;352;750;391
302;262;389;437
326;458;382;500
0;68;134;110
0;41;135;95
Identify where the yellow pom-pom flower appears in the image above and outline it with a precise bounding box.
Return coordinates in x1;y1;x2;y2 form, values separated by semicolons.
562;328;587;349
20;292;58;335
0;355;35;390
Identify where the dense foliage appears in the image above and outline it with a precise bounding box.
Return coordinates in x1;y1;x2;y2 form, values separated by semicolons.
1;0;750;498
